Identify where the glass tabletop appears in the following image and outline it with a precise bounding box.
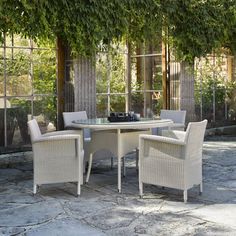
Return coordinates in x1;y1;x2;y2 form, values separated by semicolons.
72;117;159;125
71;117;172;130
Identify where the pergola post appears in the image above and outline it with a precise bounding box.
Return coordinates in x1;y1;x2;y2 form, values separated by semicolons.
126;42;132;112
56;37;66;130
162;41;168;109
179;62;196;122
227;55;234;82
73;56;96;118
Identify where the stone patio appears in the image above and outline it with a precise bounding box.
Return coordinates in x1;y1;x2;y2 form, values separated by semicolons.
0;137;236;235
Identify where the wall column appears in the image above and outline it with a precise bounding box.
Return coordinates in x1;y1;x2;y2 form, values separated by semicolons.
56;37;66;130
73;56;96;118
179;62;196;122
162;41;168;109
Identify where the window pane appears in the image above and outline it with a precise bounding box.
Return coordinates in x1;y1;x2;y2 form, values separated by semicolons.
215;88;226;122
33;96;57;132
110;95;126;112
110;53;126;93
202;88;214;125
0;35;57;151
96;56;108;94
33;62;56;95
11;100;31;146
0;60;4;94
131;92;144;116
11;35;30;47
227;88;236;121
96;95;108;117
5;49;32;96
1;98;32;147
110;71;126;93
151;91;162;116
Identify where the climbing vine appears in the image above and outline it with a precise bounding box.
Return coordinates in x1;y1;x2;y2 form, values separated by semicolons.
1;0;236;60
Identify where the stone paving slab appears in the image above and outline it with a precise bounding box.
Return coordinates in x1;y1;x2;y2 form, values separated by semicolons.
27;218;106;236
187;203;236;228
0;139;236;235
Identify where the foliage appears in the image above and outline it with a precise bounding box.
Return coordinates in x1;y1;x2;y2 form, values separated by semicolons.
0;51;31;96
161;0;234;61
2;1;236;124
195;57;236;121
0;36;57;123
0;0;161;56
2;0;236;61
1;0;236;62
96;47;126;115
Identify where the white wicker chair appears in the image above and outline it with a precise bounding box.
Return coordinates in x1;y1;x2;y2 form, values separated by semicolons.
139;119;207;202
63;111;91;141
63;111;114;179
63;111;92;172
28;119;84;196
152;109;186;135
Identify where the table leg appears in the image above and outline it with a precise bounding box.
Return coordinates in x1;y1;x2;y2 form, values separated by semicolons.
118;156;121;193
122;156;126;177
117;129;121;193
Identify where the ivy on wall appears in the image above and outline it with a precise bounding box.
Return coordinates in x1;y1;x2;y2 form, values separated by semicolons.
1;0;236;61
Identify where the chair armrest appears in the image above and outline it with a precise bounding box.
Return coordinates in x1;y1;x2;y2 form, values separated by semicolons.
33;133;82;144
64;123;84;130
139;134;186;146
170;123;185;129
162;130;186;142
42;130;82;137
139;134;186;161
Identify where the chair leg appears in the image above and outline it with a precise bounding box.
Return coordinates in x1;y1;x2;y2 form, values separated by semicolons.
80;165;84;185
84;161;88;174
135;148;139;172
122;156;126;177
33;184;37;194
85;153;93;183
139;182;143;198
183;190;187;203
77;182;81;196
199;182;203;195
111;157;114;170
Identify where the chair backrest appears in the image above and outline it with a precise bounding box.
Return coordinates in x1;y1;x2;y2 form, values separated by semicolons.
63;111;90;140
184;119;208;160
63;111;88;128
27;119;42;142
160;109;186;124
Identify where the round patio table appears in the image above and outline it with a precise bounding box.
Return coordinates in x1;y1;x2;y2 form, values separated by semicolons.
72;118;173;192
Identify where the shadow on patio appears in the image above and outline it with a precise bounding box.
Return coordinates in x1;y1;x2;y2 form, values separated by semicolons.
0;137;236;235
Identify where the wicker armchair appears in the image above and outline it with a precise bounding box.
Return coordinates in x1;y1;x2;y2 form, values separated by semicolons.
139;119;207;202
63;111;91;141
152;109;186;135
63;111;115;182
63;111;92;172
28;119;84;196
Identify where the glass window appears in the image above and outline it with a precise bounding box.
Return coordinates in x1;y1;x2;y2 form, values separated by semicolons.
0;35;57;150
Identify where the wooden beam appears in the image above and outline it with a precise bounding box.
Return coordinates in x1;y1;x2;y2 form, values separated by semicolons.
56;37;66;130
162;41;167;109
227;55;234;82
126;42;132;112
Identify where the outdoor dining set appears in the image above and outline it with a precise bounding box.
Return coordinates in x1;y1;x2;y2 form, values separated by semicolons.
27;110;207;203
